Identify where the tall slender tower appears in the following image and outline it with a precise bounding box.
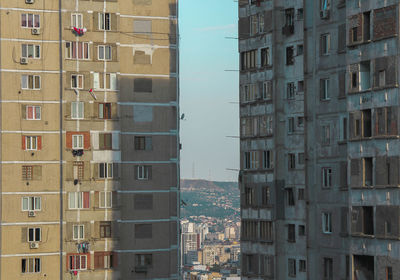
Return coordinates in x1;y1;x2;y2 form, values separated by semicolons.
239;0;400;279
0;0;180;279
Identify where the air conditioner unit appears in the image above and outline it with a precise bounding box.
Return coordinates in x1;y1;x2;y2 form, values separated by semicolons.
20;57;28;65
31;28;40;35
30;242;39;249
25;0;34;3
320;9;330;19
28;211;36;217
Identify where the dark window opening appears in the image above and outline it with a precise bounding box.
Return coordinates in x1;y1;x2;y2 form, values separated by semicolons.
353;255;374;280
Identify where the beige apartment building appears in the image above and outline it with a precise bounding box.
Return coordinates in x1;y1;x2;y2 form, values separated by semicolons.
0;0;179;279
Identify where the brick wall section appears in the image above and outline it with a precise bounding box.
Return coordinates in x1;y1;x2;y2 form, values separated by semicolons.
373;5;398;40
374;56;397;87
348;14;362;44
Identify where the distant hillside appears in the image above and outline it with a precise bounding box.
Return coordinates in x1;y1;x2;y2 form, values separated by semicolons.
180;179;240;220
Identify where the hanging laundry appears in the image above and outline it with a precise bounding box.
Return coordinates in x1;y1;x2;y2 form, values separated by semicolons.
73;270;78;276
72;27;87;36
89;88;97;100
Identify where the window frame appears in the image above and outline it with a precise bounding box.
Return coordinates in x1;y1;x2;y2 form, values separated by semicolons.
26;106;41;120
137;165;149;180
98;12;111;31
72;134;84;149
98;45;112;61
99;163;113;179
22;196;41;211
73;224;85;240
21;14;40;28
99;191;112;209
21;257;41;273
27;227;41;242
322;167;332;188
71;13;83;29
321;33;331;55
65;42;90;60
69;254;87;271
21;44;40;59
322;212;332;234
21;75;41;90
71;101;84;120
71;74;84;89
25;136;38;151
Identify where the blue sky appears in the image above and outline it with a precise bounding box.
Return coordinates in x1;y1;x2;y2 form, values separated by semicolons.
179;0;239;181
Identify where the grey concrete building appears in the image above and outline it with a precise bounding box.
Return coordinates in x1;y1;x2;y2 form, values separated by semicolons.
239;0;400;279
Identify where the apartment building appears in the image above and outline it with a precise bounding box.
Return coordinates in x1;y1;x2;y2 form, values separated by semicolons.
0;0;179;279
239;0;400;279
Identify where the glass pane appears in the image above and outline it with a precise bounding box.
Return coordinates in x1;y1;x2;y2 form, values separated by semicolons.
28;14;33;27
28;228;34;241
69;193;75;209
84;43;89;59
35;107;41;119
35;46;40;58
21;14;27;27
78;102;84;118
99;104;104;119
72;102;77;118
100;192;105;207
99;46;104;60
22;259;26;273
34;76;40;89
79;136;83;148
106;46;111;59
80;225;84;239
28;258;34;272
108;163;113;178
35;228;41;241
22;197;28;210
34;197;40;210
107;192;112;207
28;76;33;89
35;258;40;272
22;45;27;57
27;45;33;58
21;75;28;89
73;225;78;239
81;256;86;269
78;42;83;59
77;193;83;208
34;15;40;28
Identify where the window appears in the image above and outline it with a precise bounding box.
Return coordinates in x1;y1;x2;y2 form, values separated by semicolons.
322;125;330;145
287;188;295;206
73;225;84;240
298;225;306;236
288;117;295;133
299;260;306;272
22;44;40;59
68;192;90;209
286;46;294;65
69;254;87;270
386;267;393;280
22;197;41;211
297;44;304;55
94;252;115;269
288;258;296;277
288;153;296;169
323;258;333;280
26;106;41;120
137;165;151;180
71;102;84;119
320;78;330;100
21;14;40;28
260;221;273;241
263;81;272;100
298;189;305;200
244;187;255;207
240;49;257;70
297;8;304;20
72;135;84;149
24;136;39;152
288;224;295;242
258;13;264;33
136;254;152;268
261;47;270;67
98;45;112;60
322;212;332;233
28;228;41;242
287;82;295;99
22;258;41;273
298;152;305;164
262;186;270;206
322;168;332;188
99;133;112;150
100;222;112;238
285;8;294;27
93;73;117;90
320;34;331;55
378;70;386;87
73;162;84;180
135;136;152;150
360;61;371;90
65;42;90;60
71;13;83;28
385;221;392;235
99;163;113;179
135;224;152;239
99;13;111;30
21;75;41;90
71;75;84;89
320;0;331;11
99;191;112;208
22;165;42;181
98;103;112;119
297;80;304;92
263;150;273;169
250;14;258;36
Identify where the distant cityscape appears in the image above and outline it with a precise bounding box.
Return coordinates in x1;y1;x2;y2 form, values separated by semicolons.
180;180;240;279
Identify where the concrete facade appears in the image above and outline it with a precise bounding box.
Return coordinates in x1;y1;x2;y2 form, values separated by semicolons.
0;0;179;279
239;0;400;279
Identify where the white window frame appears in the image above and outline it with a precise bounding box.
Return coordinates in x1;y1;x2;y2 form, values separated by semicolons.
28;227;41;242
258;13;264;33
26;136;38;151
99;163;113;179
72;135;84;149
93;72;117;90
321;78;330;100
68;192;84;209
21;75;41;90
26;106;41;120
22;44;40;59
322;212;332;234
22;196;41;211
73;225;85;240
137;165;149;180
99;12;111;30
22;257;41;273
65;42;90;60
71;13;83;29
99;191;112;208
71;102;84;120
71;74;84;89
322;167;332;188
98;45;112;60
69;255;87;271
21;14;40;28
